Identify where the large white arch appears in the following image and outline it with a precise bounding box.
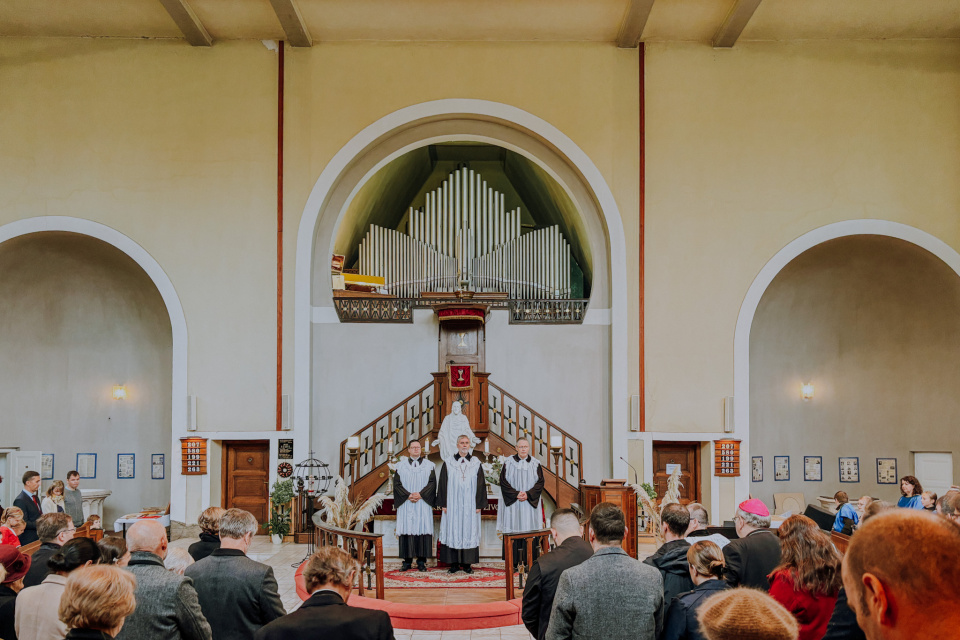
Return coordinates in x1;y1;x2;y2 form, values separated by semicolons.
295;99;630;477
0;216;190;521
733;219;960;508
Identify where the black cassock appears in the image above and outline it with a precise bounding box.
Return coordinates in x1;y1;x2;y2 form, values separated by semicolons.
435;458;489;565
392;459;437;560
499;455;546;568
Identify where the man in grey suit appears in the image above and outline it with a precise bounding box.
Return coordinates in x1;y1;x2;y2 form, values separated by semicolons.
185;508;286;640
116;519;212;640
545;502;663;640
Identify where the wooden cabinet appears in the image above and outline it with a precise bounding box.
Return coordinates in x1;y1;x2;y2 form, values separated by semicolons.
579;480;638;558
652;441;701;504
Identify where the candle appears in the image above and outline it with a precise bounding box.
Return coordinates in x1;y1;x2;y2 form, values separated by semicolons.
347;436;360;452
388;439;393;454
550;434;563;450
484;439;490;453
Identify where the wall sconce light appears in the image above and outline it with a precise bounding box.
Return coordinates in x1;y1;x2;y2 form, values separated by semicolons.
801;383;814;401
112;385;128;400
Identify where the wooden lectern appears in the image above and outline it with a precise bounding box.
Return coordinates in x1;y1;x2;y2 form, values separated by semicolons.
579;480;638;558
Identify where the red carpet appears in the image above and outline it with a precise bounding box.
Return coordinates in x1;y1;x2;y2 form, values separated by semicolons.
294;561;523;630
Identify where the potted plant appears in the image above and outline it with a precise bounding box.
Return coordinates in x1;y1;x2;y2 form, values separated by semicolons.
267;478;294;544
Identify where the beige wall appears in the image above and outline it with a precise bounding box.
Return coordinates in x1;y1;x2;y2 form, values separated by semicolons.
0;37;641;441
750;235;960;506
0;232;171;523
644;39;960;434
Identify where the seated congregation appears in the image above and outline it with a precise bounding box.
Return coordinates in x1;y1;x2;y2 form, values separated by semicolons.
1;468;959;640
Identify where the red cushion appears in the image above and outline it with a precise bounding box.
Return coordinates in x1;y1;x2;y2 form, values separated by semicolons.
294;562;522;630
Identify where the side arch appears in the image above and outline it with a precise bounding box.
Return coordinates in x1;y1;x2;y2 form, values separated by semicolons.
733;219;960;507
0;216;190;521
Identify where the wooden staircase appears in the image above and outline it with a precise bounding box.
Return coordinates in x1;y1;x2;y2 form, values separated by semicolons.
339;378;583;507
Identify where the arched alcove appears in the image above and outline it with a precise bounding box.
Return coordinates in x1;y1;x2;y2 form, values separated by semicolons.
736;223;960;508
295;100;629;480
0;231;173;522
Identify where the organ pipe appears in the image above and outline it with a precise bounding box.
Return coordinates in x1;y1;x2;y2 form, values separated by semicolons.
359;167;573;299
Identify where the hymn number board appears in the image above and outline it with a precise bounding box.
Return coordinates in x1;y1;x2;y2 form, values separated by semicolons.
181;438;208;475
714;440;741;477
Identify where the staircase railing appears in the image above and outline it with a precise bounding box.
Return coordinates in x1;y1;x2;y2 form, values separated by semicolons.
338;381;435;498
338;379;583;503
487;381;583;488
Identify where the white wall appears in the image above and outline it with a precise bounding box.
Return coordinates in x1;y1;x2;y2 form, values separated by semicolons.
0;232;172;523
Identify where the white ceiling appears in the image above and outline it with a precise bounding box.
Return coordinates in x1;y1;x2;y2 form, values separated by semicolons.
0;0;958;43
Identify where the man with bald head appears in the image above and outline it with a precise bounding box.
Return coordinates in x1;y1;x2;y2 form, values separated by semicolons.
521;508;593;640
841;510;960;640
116;519;212;640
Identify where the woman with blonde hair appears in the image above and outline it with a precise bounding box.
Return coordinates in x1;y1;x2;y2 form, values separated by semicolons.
0;507;26;547
661;540;729;640
188;506;226;561
58;564;137;639
41;480;66;514
768;515;842;640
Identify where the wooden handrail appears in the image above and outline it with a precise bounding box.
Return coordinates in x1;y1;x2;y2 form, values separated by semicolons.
831;531;851;555
339;381;435;491
18;522;102;556
503;529;551;600
487;381;584;488
314;521;385;599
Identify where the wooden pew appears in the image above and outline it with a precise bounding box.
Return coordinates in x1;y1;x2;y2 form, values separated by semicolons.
17;521;104;556
831;531;851;555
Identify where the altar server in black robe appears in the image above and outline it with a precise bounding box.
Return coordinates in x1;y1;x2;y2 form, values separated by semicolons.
437;435;488;574
498;438;546;569
392;439;436;572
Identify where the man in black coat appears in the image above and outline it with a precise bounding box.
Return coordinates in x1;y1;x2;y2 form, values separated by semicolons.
22;513;75;588
722;499;781;590
521;508;593;640
12;471;43;545
643;504;694;607
255;546;393;640
184;509;285;640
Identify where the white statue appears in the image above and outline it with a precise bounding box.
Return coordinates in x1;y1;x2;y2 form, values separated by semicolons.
435;401;480;462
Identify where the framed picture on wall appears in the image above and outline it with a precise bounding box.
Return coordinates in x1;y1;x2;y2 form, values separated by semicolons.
876;458;897;484
41;454;54;480
803;456;822;482
76;453;97;480
117;453;135;480
775;456;790;481
840;457;860;483
152;454;165;480
752;456;763;482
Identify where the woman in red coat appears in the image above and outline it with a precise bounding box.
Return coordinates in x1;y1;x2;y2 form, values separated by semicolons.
0;508;25;547
768;514;842;640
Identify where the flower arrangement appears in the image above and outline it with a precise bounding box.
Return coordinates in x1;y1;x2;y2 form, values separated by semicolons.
317;475;388;531
631;466;683;548
481;453;505;486
266;478;294;539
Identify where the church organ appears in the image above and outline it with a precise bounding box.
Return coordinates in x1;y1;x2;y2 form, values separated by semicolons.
357;166;573;299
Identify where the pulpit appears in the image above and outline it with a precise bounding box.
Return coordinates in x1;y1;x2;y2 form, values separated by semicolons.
579;480;638;558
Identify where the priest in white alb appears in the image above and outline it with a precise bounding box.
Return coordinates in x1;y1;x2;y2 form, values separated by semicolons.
437;434;488;574
392;439;436;572
497;437;545;568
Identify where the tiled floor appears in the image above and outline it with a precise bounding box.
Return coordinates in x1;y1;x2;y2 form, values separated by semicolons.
171;535;660;639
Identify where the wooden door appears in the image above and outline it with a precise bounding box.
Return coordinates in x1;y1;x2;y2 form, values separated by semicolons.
223;441;270;529
652;442;701;505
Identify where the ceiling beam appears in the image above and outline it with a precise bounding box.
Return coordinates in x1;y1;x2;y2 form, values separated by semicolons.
713;0;762;48
158;0;212;46
268;0;313;47
616;0;656;49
